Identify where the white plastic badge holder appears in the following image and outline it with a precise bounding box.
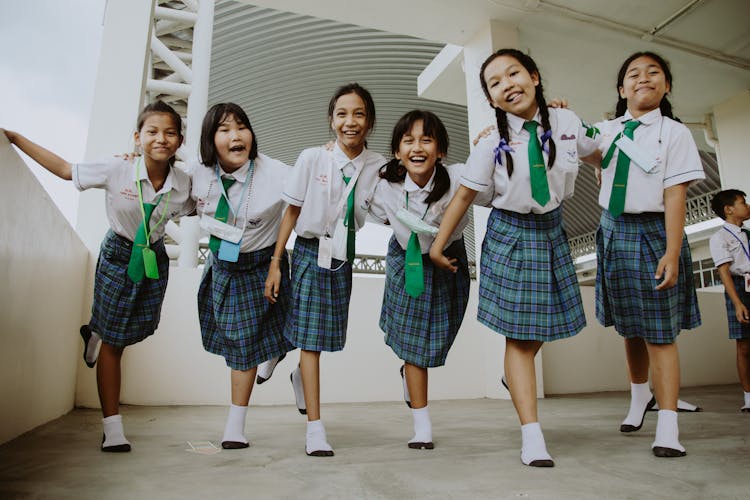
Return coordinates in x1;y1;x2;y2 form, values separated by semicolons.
396;208;438;235
745;273;750;293
200;215;243;244
318;235;333;269
614;136;658;173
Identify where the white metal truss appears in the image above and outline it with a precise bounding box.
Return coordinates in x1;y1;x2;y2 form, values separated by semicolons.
146;0;214;155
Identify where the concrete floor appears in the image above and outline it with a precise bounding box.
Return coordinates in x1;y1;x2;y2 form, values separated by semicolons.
1;385;748;500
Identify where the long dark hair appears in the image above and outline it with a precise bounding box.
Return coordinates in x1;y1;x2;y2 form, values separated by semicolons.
479;48;556;177
615;51;676;120
199;102;258;167
379;110;450;204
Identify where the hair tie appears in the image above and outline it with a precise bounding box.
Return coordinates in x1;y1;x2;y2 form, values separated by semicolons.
540;130;552;155
494;138;515;166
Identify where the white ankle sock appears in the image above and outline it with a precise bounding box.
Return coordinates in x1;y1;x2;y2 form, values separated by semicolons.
622;382;653;427
409;406;432;444
222;404;248;444
520;422;552;465
85;330;101;365
291;366;306;413
742;392;750;410
306;419;333;454
102;414;130;448
257;356;280;381
652;409;684;452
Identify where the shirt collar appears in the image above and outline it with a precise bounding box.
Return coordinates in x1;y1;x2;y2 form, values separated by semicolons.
333;142;366;171
622;107;662;126
404;170;436;194
133;160;174;195
724;222;743;234
219;160;251;183
507;109;542;136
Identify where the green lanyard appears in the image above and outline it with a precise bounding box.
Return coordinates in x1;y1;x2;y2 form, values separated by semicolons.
136;157;171;246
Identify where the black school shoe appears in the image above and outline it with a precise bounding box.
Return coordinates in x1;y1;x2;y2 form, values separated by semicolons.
221;441;249;450
408;441;434;450
101;435;131;453
652;446;687;458
79;325;96;368
620;396;657;433
256;353;287;385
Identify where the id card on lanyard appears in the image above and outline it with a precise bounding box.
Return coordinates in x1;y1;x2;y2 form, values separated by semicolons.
136;158;170;279
318;152;362;269
212;163;253;262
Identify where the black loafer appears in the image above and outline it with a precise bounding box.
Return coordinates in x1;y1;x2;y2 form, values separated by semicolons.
400;365;411;408
80;325;96;369
306;449;334;457
256;353;287;385
221;441;249;450
408;441;434;450
620;396;656;432
101;435;130;453
653;446;686;458
528;459;555;467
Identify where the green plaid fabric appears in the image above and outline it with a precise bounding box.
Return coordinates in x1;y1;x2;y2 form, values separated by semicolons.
198;245;294;370
477;206;585;341
89;231;169;347
284;237;353;352
380;237;470;368
596;211;701;343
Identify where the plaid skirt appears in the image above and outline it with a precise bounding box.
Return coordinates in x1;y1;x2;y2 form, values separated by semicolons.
478;207;586;341
198;245;294;370
284;236;353;352
595;211;701;343
88;230;169;347
725;275;750;340
380;236;470;368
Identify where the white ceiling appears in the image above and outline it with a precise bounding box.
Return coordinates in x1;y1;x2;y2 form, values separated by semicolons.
208;0;744;237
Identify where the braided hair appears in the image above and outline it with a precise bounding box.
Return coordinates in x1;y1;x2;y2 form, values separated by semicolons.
379;110;451;204
615;51;676;120
479;49;556;177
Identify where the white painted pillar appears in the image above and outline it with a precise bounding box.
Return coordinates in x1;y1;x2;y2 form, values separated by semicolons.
78;0;156;251
713;90;750;195
184;0;215;159
177;215;201;268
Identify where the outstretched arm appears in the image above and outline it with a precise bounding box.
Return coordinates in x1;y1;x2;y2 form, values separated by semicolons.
264;204;301;303
429;185;478;272
3;129;73;180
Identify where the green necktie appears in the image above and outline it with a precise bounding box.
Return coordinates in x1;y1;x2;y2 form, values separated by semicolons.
127;202;156;283
523;120;550;207
209;177;237;254
608;120;641;217
404;192;425;298
343;174;356;263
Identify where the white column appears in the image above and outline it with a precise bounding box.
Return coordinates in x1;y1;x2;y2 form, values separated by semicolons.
713;90;750;195
177;215;201;268
184;0;215;159
78;0;156;251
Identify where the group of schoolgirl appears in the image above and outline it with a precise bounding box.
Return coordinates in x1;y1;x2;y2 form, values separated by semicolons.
7;45;738;467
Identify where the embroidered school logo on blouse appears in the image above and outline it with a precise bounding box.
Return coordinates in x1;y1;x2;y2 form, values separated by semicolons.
120;187;138;201
246;218;262;227
560;134;576;140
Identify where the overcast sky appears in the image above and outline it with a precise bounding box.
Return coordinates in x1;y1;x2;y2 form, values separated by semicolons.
1;0;106;225
0;0;391;254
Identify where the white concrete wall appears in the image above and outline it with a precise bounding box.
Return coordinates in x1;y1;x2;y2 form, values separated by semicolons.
0;136;89;445
543;286;738;394
714;90;750;194
75;271;508;407
74;268;739;408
